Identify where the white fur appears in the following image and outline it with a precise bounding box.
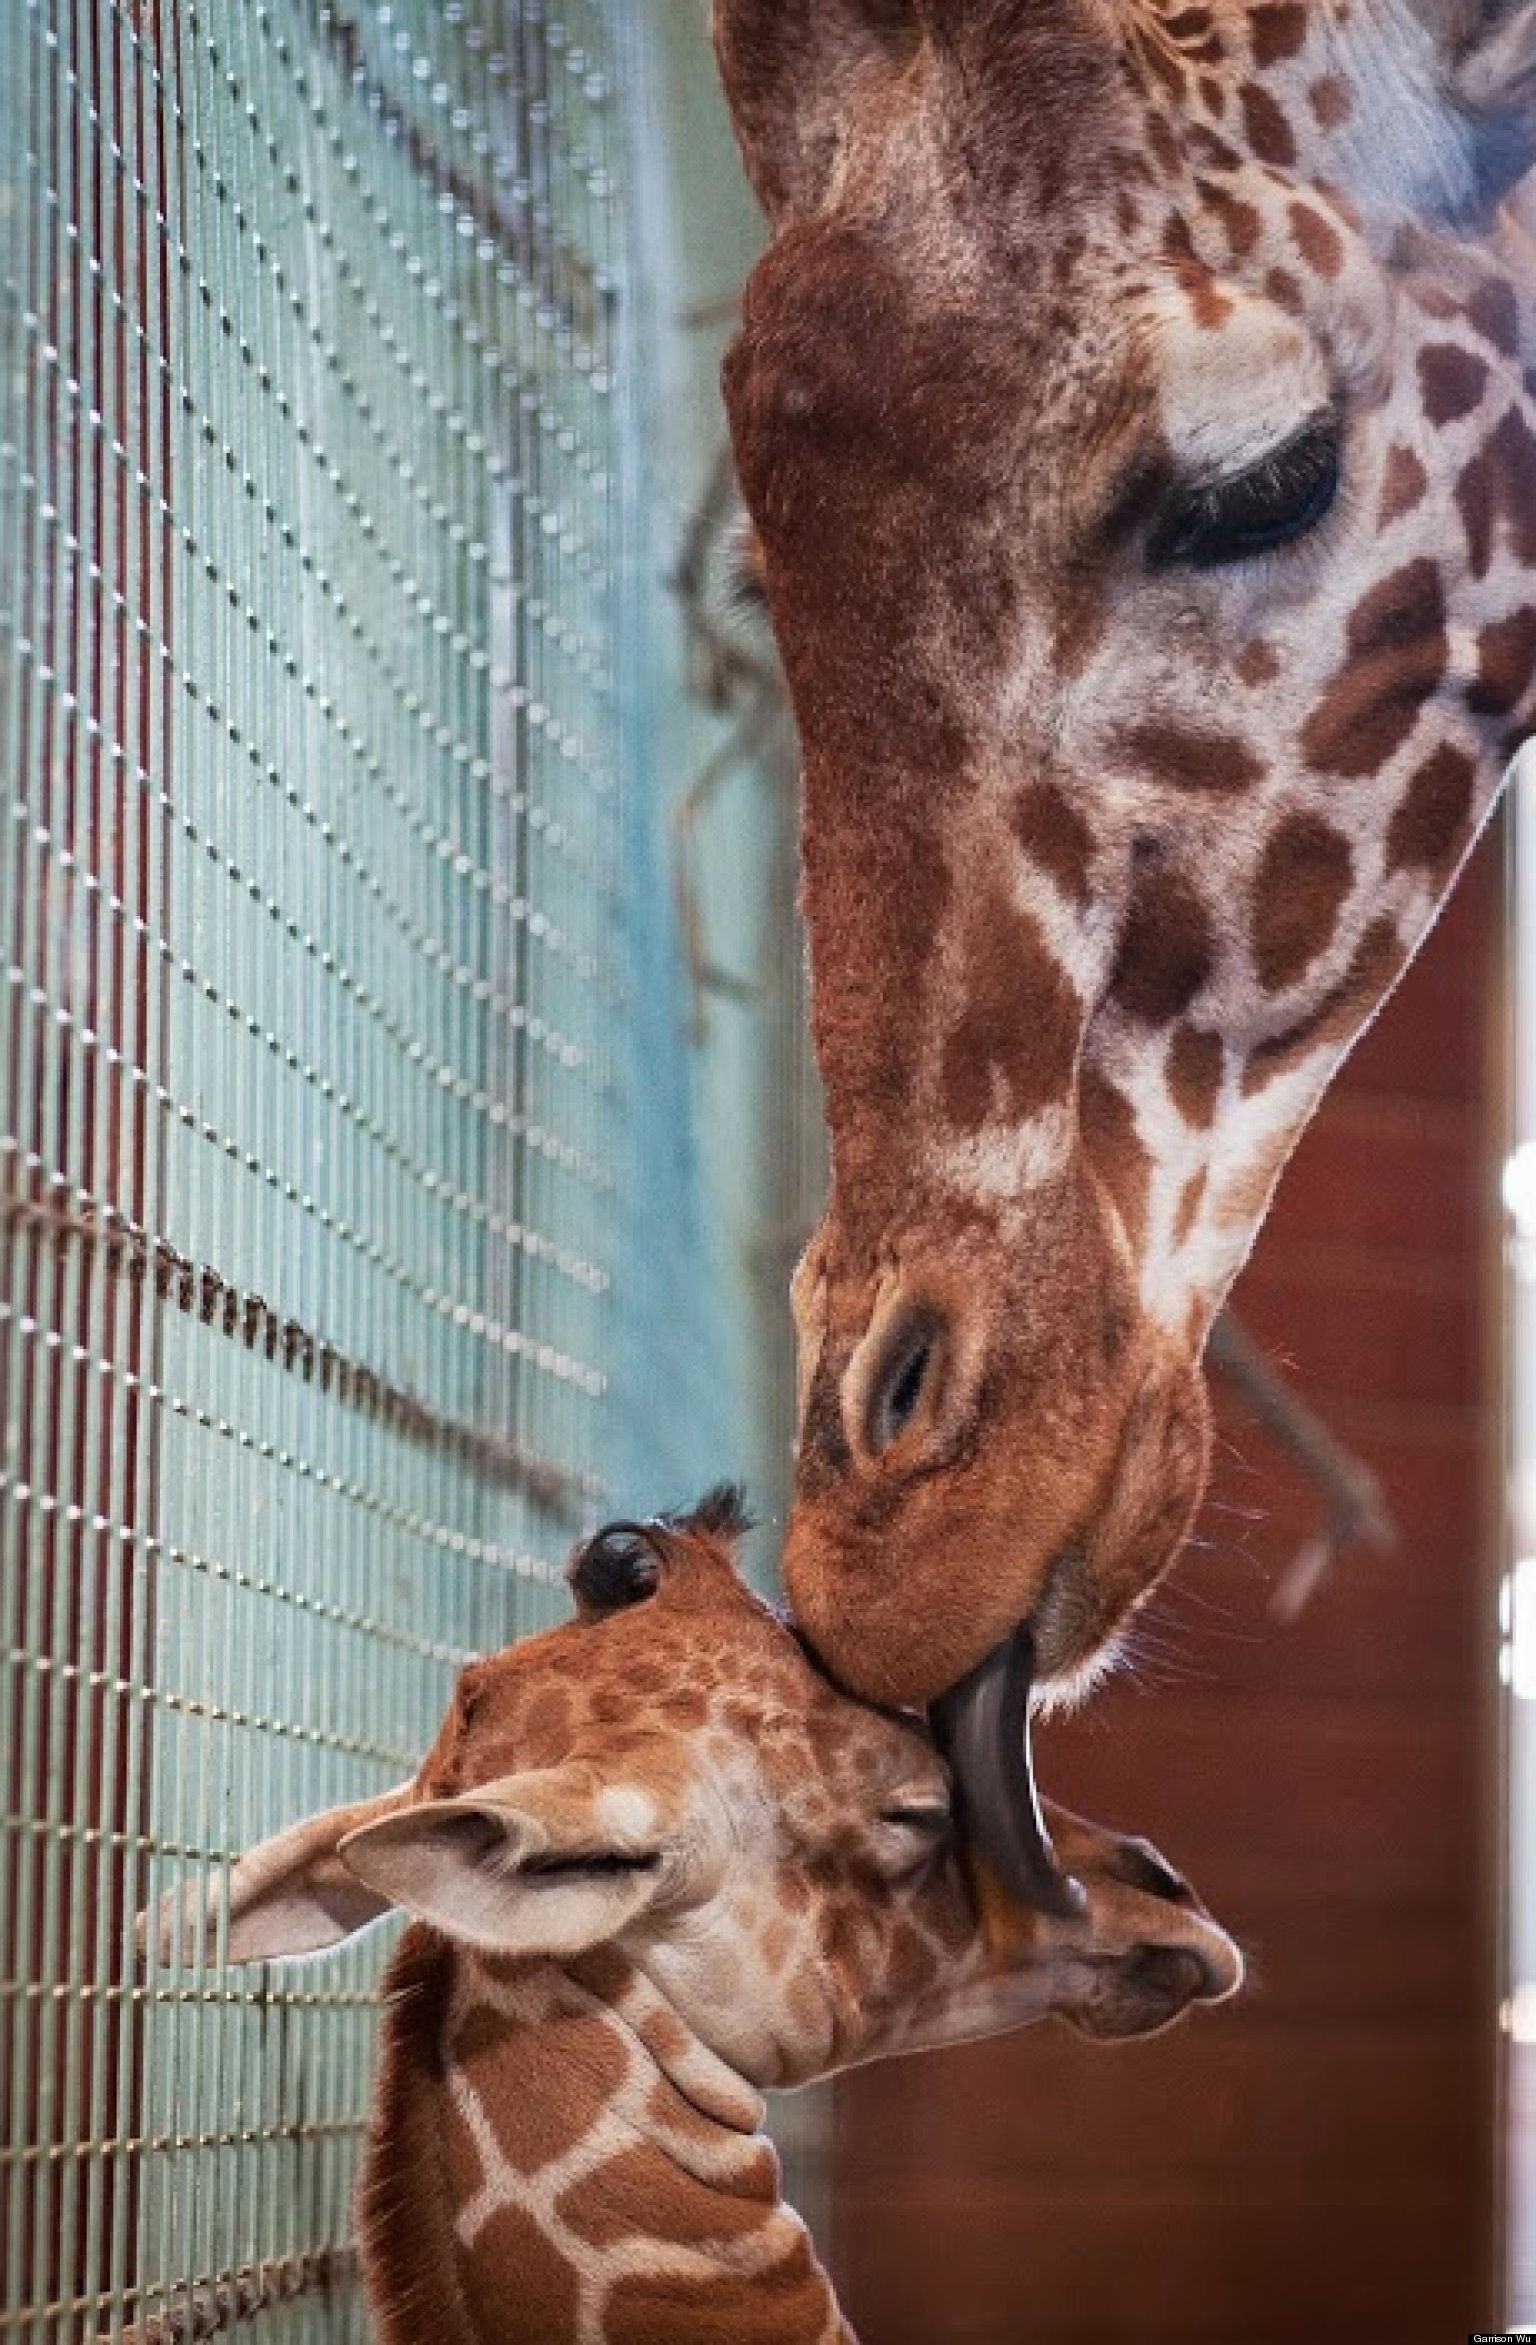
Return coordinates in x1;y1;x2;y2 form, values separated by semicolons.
597;1784;658;1841
1323;0;1480;222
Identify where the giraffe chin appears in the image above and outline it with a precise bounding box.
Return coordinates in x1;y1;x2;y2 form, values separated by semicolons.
932;1622;1087;1922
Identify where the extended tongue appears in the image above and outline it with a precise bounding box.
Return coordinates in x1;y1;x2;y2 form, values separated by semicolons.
932;1623;1087;1921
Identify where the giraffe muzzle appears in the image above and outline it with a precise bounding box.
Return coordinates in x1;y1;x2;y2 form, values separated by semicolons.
931;1622;1087;1921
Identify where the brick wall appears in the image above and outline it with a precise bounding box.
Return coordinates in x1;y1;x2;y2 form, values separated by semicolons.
830;842;1506;2345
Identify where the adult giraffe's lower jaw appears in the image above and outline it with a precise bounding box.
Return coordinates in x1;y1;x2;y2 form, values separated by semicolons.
1027;1546;1127;1708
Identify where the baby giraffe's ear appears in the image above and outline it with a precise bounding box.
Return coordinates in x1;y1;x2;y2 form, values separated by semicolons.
339;1761;686;1959
139;1783;415;1968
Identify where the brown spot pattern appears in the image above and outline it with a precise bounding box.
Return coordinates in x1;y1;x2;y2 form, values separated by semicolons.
1235;639;1280;686
1251;813;1354;992
1147;108;1184;173
1188;126;1242;172
1165;9;1220;54
1309;74;1351;127
1377;444;1428;529
461;2204;582;2340
452;1998;629;2176
606;2233;826;2345
1411;283;1460;323
1385;744;1477;874
940;897;1081;1131
1248;2;1307;64
1456;407;1536;578
1119;720;1265;794
1300;559;1448;778
1013;782;1093;907
1240;80;1298;164
558;2142;768;2252
517;1688;577;1749
1241;916;1402;1088
1166;1023;1224;1127
1467;608;1536;720
1465;278;1521;358
1111;865;1215;1024
1417;343;1491;426
1203;183;1262;262
1188;271;1237;330
1289;201;1343;278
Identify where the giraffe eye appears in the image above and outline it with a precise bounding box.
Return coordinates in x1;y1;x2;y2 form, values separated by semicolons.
877;1800;951;1836
874;1797;952;1877
1149;413;1341;570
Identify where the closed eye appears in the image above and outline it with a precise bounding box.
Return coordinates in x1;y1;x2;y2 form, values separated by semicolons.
872;1802;952;1880
1148;411;1341;570
877;1801;951;1836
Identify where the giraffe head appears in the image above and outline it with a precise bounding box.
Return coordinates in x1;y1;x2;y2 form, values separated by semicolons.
147;1494;1239;2087
715;0;1536;1737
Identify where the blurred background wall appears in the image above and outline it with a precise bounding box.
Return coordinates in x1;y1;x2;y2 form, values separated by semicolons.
831;837;1508;2342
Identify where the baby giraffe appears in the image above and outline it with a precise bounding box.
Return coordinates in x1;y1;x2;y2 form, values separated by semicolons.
148;1489;1240;2345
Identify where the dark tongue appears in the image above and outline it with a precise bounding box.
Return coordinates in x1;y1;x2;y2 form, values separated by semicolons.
932;1624;1086;1921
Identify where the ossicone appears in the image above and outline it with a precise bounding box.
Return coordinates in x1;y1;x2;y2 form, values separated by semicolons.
567;1520;666;1619
673;1481;755;1543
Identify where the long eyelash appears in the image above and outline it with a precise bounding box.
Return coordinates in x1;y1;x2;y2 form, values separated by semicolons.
1150;413;1341;569
1190;439;1316;529
1197;430;1331;525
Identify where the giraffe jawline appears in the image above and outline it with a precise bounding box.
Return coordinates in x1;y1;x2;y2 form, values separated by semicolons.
931;1624;1087;1922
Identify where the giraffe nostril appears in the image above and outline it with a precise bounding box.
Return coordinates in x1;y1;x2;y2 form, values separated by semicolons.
843;1283;984;1475
1114;1836;1194;1904
866;1309;942;1456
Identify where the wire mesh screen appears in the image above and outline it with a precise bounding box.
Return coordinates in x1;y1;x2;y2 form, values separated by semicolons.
1;3;784;2334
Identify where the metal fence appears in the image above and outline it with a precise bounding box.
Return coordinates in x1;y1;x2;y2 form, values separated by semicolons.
0;3;804;2335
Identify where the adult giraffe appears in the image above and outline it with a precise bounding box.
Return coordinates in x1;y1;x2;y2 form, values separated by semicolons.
715;0;1536;1890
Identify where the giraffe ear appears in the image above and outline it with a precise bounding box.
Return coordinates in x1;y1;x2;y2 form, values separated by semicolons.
713;0;917;218
137;1784;415;1968
1450;2;1536;209
338;1767;681;1960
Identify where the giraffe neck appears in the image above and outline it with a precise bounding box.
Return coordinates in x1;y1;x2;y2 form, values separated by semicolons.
358;1926;853;2345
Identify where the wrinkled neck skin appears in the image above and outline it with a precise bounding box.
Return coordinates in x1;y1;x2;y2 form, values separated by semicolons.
360;1927;855;2345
